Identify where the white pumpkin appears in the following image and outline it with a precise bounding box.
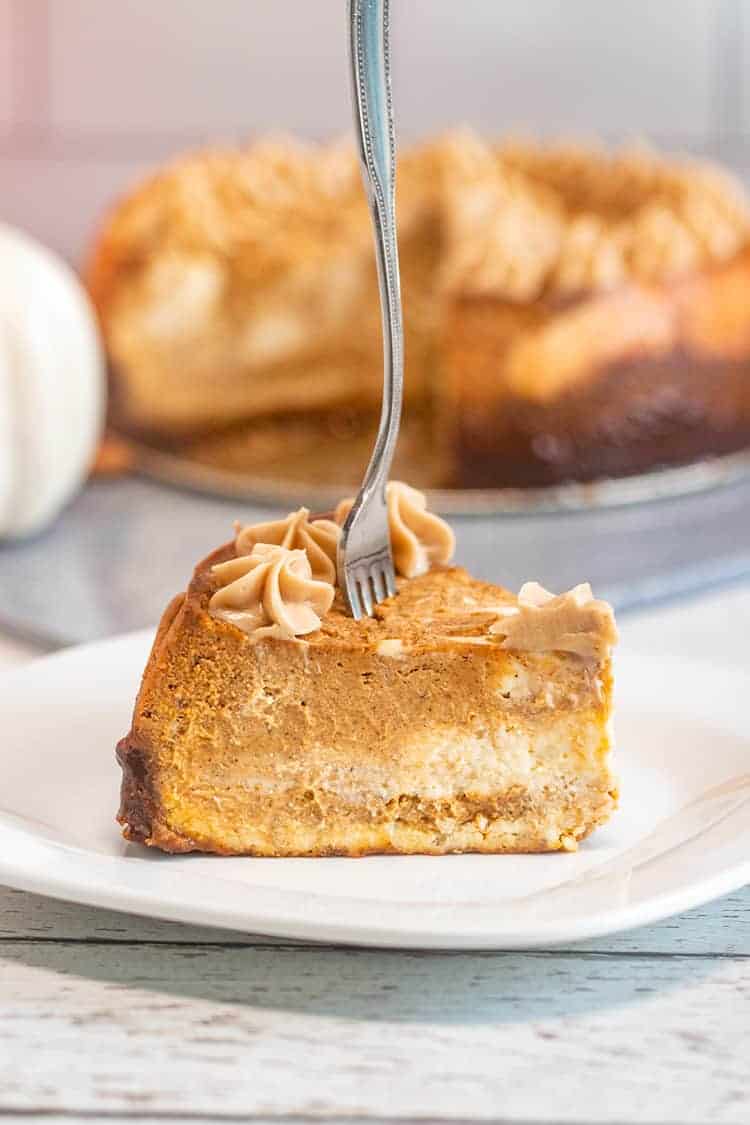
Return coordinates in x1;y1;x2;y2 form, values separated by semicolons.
0;223;105;538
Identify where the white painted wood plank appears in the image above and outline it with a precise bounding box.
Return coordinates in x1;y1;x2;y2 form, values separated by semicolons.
1;884;748;955
0;1119;619;1125
0;942;748;1122
0;1120;515;1125
0;887;239;944
0;1117;634;1125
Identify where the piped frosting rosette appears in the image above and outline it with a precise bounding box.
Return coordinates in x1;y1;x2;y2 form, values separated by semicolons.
235;508;340;584
336;481;455;579
489;581;618;664
209;543;334;640
210;483;455;636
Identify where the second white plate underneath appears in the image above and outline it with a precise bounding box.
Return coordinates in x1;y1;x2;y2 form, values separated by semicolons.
0;632;747;949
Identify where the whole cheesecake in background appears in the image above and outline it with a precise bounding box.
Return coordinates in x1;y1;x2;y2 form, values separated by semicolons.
441;140;750;485
88;132;750;488
116;485;618;856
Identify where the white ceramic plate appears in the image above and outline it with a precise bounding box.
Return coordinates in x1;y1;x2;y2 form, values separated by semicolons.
0;631;748;950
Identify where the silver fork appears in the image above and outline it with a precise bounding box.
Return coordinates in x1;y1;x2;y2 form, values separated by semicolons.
338;0;404;619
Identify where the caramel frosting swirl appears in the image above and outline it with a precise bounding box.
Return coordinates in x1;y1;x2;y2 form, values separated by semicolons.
336;481;455;579
209;543;334;640
235;508;340;584
489;581;618;664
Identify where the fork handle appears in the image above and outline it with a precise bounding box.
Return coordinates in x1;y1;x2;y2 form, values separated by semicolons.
348;0;403;500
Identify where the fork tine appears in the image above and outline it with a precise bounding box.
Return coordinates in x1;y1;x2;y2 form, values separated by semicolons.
346;575;362;620
383;563;397;599
358;575;374;617
371;568;387;605
371;571;384;607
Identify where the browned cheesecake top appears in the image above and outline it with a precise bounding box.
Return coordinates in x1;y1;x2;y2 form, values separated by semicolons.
90;131;750;321
208;484;457;641
196;542;617;668
199;545;510;649
201;483;616;662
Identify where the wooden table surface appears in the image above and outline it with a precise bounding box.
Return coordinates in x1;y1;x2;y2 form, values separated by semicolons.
1;595;749;1125
1;885;748;1125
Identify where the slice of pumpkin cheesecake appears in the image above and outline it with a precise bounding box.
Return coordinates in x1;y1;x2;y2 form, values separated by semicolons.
116;483;618;855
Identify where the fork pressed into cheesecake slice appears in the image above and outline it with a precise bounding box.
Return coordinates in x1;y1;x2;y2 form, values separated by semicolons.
116;491;618;856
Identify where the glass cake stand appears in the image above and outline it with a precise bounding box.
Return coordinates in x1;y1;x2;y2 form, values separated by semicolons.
2;459;750;649
128;438;750;516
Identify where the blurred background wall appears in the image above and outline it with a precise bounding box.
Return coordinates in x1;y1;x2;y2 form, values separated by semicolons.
0;0;746;265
